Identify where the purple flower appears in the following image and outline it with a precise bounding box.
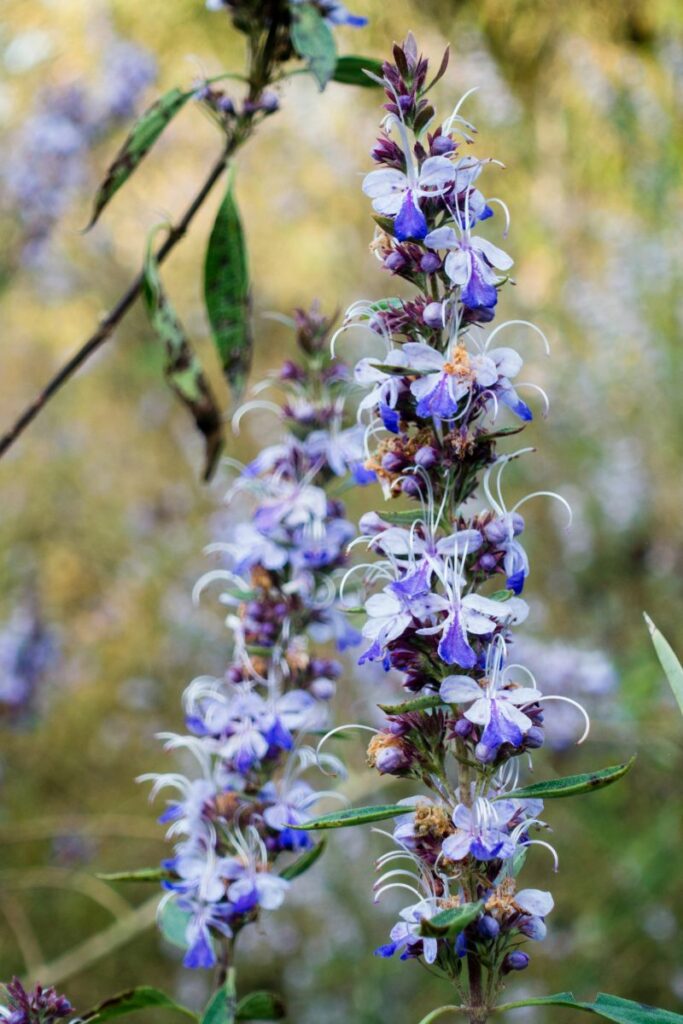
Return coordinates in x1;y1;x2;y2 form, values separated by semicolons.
440;672;541;758
441;799;516;862
425;226;512;310
363;157;455;241
374;900;439;963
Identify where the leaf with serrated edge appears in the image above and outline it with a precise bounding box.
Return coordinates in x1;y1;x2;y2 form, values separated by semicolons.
81;987;197;1023
236;993;286;1022
645;612;683;717
87;88;192;229
143;229;224;480
290;3;337;89
204;179;252;399
280;840;326;881
419;900;483;938
498;757;635;801
292;804;407;830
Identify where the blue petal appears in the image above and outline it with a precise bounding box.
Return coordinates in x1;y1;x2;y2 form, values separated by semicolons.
461;256;498;310
415;375;461;419
352;461;377;485
480;700;523;752
394;190;428;242
183;928;215;970
380;402;401;434
499;385;533;421
375;942;398;958
438;611;477;668
506;569;526;595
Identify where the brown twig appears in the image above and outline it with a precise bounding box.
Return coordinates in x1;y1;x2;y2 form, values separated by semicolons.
0;144;231;461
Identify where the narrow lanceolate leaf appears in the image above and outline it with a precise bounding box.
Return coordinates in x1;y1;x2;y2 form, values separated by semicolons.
378;694;443;715
236;993;286;1022
290;2;337;89
143;230;224;480
87;88;192;229
280;840;326;881
498;992;683;1024
419;900;483;939
378;507;425;526
332;55;384;86
96;867;173;883
293;804;407;830
204;181;252;399
644;612;683;717
500;757;636;801
81;987;197;1023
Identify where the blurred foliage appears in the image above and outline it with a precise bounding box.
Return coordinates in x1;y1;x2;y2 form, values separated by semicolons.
1;0;683;1022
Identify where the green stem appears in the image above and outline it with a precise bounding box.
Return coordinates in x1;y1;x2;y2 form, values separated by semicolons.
417;1006;464;1024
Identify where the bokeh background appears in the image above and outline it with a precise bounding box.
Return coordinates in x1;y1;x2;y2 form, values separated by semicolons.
1;0;683;1021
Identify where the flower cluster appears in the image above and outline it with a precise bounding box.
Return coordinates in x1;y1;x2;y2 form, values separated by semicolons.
1;34;156;265
143;307;370;969
0;979;72;1024
339;37;586;1008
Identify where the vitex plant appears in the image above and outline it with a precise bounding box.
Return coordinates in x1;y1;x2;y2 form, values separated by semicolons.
299;35;683;1024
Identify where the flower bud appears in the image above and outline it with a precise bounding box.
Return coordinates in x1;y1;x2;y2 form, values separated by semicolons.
453;717;473;738
420;255;442;275
414;445;439;469
402;477;422;498
384;251;406;272
310;676;336;700
478;553;498;572
477;914;500;940
431;134;457;155
422;299;444;325
524;726;544;750
381;451;405;473
502;951;530;973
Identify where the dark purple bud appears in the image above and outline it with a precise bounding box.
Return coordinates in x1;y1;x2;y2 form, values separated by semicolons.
381;451;405;473
414;445;439;469
502;951;530;973
478;553;498;572
477;914;500;940
420;254;442;275
524;726;544;749
453;717;473;738
431;134;457;155
384;252;406;273
398;95;413;112
218;95;236;115
279;360;305;382
422;299;444;325
401;477;422;498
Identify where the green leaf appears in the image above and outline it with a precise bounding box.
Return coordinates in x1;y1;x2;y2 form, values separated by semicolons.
96;867;172;883
332;55;383;86
290;3;337;89
644;612;683;717
498;992;683;1023
294;804;407;830
378;694;443;715
204;180;252;400
81;987;197;1024
378;508;425;526
236;993;286;1021
87;88;192;229
280;840;326;881
201;990;232;1024
499;757;636;801
419;900;483;939
143;229;224;480
158;900;215;956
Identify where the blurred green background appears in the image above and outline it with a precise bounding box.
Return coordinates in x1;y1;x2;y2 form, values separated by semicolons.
1;0;683;1021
